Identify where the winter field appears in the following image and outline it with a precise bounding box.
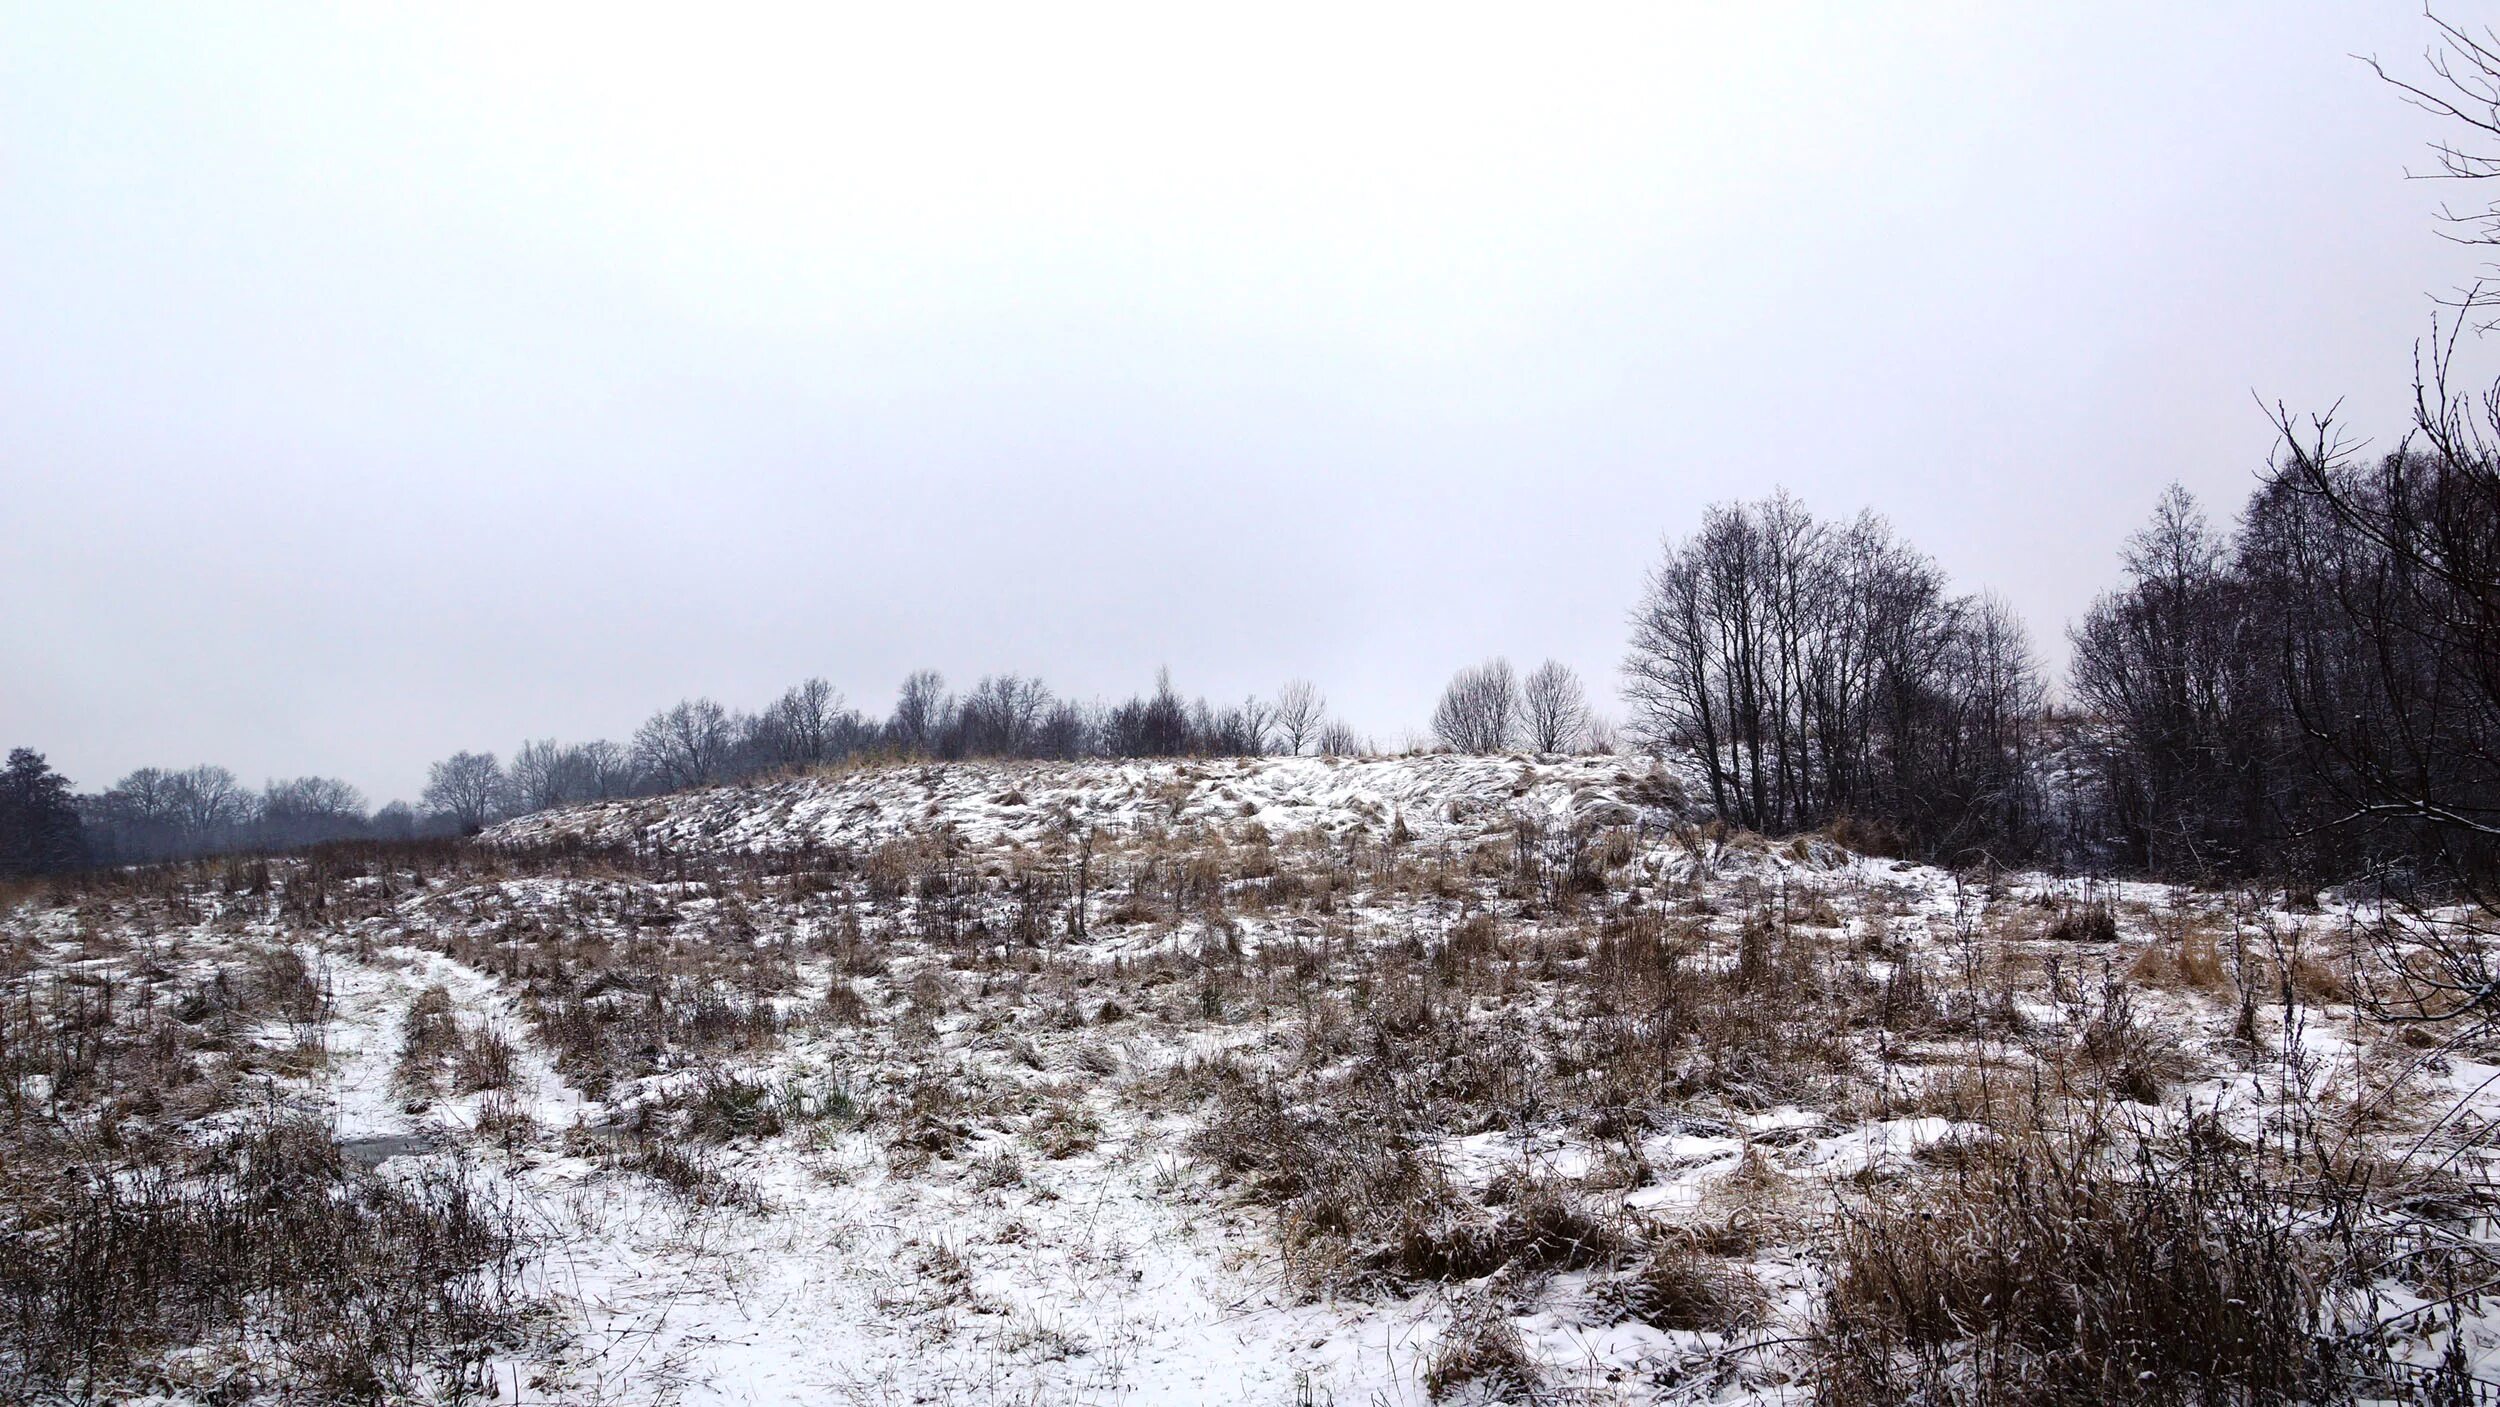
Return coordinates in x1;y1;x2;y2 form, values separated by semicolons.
2;752;2492;1404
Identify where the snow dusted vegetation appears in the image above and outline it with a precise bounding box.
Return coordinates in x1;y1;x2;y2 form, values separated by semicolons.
4;752;2495;1403
485;752;1693;856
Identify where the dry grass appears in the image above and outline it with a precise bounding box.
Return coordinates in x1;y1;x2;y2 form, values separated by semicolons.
2044;902;2119;944
394;982;459;1102
2126;926;2232;991
0;1112;527;1401
1603;1232;1766;1332
1423;1298;1541;1400
5;788;2483;1401
1813;1109;2367;1407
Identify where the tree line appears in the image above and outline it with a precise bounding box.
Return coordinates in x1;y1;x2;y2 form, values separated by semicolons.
1600;416;2499;892
404;668;1377;835
1620;492;2043;860
10;446;2493;886
7;670;1378;867
2065;389;2499;886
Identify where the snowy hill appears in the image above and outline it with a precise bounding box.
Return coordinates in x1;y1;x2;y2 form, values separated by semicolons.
484;750;1709;856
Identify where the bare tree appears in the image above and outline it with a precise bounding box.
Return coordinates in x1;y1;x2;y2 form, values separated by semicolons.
891;670;948;755
1317;719;1366;756
1583;713;1620;754
1432;658;1519;754
956;675;1051;756
88;767;185;861
422;751;505;833
1273;679;1325;755
1521;659;1589;754
1033;699;1094;759
268;776;363;819
2070;486;2260;873
1627;492;2042;854
508;738;575;813
1227;694;1275;755
167;765;251;839
633;698;735;790
107;767;181;827
2365;11;2500;315
765;677;849;767
576;739;633;798
258;776;367;846
2184;5;2500;1043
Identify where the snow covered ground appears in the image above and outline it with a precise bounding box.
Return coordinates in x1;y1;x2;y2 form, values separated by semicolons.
6;752;2493;1403
481;751;1707;858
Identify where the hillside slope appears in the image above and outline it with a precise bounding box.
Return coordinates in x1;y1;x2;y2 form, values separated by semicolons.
484;750;1709;855
6;748;2470;1404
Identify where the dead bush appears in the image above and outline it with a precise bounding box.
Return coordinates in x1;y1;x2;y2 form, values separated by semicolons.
1792;892;1846;928
862;839;921;902
2284;952;2351;1005
821;978;868;1025
968;1147;1025;1190
887;1075;977;1161
2070;975;2191;1105
1829;814;1909;859
251;945;331;1028
1192;1079;1621;1294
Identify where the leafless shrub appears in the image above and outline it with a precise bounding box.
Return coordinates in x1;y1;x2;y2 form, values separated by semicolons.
1433;659;1519;755
1520;659;1589;754
1315;719;1366;756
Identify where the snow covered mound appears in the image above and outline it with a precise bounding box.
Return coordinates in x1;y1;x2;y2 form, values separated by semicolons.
483;751;1706;856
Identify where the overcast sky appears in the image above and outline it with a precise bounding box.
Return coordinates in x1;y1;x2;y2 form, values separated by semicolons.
2;3;2484;805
